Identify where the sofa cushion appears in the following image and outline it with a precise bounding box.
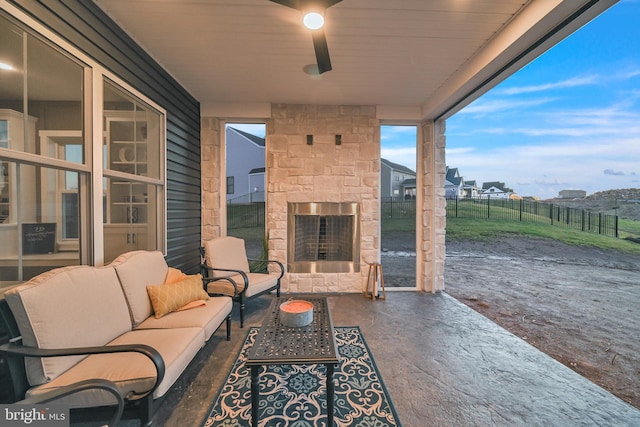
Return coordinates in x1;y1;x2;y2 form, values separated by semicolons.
146;274;209;318
202;237;250;278
24;327;205;406
110;251;168;327
137;296;232;341
165;267;187;284
4;265;131;386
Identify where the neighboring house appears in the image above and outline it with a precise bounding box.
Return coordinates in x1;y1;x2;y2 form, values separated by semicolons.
481;181;514;199
381;158;416;199
226;127;266;204
445;167;464;199
463;180;482;198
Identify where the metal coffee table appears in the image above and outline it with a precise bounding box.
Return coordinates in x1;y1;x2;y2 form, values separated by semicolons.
246;297;339;427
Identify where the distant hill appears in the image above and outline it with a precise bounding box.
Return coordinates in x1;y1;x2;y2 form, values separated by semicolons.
545;188;640;221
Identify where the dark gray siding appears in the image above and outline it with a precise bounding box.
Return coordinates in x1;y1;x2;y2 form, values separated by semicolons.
9;0;202;272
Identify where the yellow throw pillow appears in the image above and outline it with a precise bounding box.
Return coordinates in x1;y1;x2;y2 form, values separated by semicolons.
147;274;209;318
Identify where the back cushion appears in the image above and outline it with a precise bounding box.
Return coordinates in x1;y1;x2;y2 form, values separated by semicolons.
203;236;250;278
110;250;168;327
5;265;131;385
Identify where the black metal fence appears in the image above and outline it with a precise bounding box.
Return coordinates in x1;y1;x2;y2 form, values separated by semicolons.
445;196;619;238
227;202;265;229
381;198;416;220
229;198;619;238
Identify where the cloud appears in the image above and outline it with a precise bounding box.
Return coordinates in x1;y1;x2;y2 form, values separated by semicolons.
459;97;557;115
498;76;599;95
604;169;625;176
381;147;417;170
446;147;475;155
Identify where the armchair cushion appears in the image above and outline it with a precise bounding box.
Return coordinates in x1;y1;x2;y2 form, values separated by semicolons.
146;274;209;318
205;272;279;298
202;236;250;278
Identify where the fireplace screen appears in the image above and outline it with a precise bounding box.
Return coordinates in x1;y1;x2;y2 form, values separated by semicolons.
288;202;360;273
294;215;353;261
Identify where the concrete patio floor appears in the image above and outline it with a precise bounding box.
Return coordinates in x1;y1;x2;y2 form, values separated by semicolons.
149;291;640;427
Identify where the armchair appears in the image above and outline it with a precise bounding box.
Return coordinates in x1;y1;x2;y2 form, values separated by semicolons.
201;236;284;327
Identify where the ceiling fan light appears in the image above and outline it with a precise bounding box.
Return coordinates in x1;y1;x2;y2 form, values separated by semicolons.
303;11;324;30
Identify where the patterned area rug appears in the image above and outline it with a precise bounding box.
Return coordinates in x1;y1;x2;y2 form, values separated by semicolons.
202;326;401;427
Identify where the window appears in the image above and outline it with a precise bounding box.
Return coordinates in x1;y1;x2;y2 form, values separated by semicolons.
227;176;235;194
103;81;165;263
0;11;166;284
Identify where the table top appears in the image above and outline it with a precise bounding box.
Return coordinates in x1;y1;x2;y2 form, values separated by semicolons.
246;297;339;366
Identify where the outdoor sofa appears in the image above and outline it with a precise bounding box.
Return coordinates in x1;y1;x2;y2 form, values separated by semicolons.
0;250;233;426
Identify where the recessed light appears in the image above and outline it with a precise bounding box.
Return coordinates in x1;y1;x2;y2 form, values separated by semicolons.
303;11;324;30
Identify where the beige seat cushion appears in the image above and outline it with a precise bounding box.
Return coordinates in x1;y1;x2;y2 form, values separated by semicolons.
202;237;250;278
136;296;232;341
110;251;169;327
4;265;131;386
25;327;205;407
206;272;278;298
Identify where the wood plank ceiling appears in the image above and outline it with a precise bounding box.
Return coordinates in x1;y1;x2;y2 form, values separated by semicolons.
93;0;616;119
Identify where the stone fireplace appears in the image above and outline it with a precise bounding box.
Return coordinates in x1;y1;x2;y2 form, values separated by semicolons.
288;202;360;273
266;104;380;293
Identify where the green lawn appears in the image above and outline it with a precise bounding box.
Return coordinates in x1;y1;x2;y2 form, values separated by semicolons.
445;217;640;256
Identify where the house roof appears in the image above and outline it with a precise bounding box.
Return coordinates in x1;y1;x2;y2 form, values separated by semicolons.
381;158;415;175
249;167;266;174
482;181;513;192
447;176;463;186
228;127;266;147
446;167;460;181
93;1;616;121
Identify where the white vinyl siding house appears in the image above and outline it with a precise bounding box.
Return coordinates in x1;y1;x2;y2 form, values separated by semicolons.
381;158;416;200
226;127;266;204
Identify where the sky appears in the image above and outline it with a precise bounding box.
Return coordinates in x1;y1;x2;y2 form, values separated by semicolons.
384;0;640;200
233;1;640;200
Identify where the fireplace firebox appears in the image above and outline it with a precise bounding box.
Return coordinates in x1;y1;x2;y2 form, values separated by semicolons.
287;202;360;273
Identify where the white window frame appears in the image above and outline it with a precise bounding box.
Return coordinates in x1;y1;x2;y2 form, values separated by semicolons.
1;3;167;267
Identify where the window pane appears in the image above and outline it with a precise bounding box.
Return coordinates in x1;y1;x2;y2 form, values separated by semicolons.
104;178;159;263
0;162;82;286
103;80;164;263
104;81;161;179
0;16;24;115
0;14;84;160
27;35;84;160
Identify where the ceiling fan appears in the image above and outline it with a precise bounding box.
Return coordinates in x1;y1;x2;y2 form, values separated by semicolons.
268;0;343;74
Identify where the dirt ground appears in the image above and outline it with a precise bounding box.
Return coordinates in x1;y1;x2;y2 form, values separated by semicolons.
381;232;640;409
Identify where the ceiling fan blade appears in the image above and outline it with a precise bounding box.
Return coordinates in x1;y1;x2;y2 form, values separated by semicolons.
321;0;343;7
312;30;332;74
268;0;300;10
269;0;343;10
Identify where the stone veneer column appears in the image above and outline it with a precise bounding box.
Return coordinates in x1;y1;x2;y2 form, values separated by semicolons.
201;117;223;241
267;104;380;293
420;119;446;292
